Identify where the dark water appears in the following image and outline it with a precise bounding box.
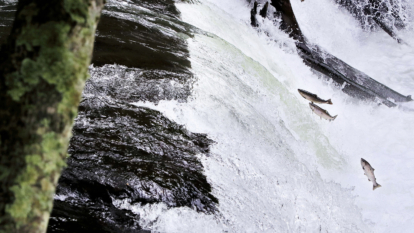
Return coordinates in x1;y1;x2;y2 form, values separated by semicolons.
48;1;219;232
0;1;217;232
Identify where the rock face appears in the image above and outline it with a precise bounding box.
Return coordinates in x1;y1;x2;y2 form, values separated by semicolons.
259;2;269;18
66;100;217;212
45;1;219;232
48;102;217;232
251;1;259;27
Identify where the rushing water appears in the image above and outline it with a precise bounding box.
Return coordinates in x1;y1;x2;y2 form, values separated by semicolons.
1;0;414;232
127;0;414;232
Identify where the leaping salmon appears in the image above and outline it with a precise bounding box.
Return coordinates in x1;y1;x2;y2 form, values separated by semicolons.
298;89;332;105
309;102;337;121
361;158;382;190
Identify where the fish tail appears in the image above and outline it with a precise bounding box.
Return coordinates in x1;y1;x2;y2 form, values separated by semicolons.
332;115;338;121
373;183;382;190
327;99;333;105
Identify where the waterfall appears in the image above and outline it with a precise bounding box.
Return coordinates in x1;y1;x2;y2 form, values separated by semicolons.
124;0;414;232
1;0;412;232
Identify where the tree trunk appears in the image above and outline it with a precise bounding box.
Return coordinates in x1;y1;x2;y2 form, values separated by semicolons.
0;0;104;232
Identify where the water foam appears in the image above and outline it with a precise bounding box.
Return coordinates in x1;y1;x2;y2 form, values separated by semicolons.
125;0;414;232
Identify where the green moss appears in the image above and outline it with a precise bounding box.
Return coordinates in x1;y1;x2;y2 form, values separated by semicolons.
7;185;33;224
5;132;69;229
64;0;89;23
5;72;31;101
0;165;11;180
1;0;105;231
6;2;97;102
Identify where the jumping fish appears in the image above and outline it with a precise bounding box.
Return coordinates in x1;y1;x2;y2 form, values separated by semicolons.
298;89;332;104
309;102;337;121
361;158;382;190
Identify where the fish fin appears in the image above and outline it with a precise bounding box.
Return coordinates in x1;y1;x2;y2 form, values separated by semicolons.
373;183;382;190
368;179;370;181
327;99;332;105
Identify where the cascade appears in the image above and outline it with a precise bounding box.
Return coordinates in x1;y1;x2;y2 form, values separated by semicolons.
1;0;413;232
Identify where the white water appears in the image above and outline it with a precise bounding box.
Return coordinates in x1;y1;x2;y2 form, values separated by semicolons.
121;0;414;232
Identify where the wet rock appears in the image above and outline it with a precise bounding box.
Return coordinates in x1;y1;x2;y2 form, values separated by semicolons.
47;0;218;232
334;0;407;43
251;1;259;27
48;100;217;232
48;189;144;233
66;101;217;212
260;2;269;18
270;0;304;42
